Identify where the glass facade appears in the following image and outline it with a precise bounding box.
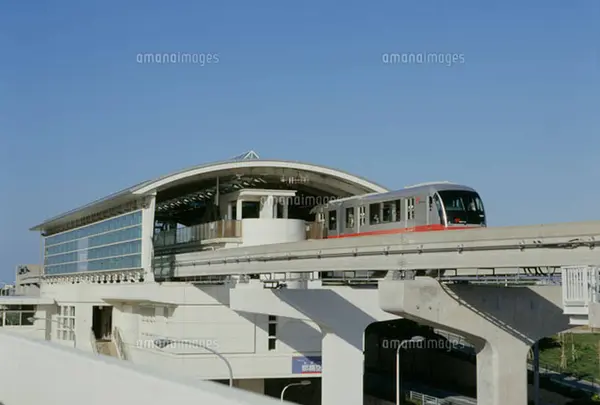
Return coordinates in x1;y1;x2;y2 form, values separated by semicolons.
44;211;143;275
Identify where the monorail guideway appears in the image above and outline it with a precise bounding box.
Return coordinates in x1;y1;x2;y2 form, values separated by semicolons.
167;219;600;278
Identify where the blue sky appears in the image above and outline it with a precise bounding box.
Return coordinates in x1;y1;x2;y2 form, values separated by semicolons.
0;0;598;281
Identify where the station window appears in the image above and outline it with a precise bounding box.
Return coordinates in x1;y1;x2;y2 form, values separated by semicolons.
57;305;76;341
359;206;366;226
268;315;277;350
345;207;355;228
369;203;381;224
0;305;35;327
328;210;337;231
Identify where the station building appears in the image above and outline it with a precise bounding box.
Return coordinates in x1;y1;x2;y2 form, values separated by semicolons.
8;151;395;403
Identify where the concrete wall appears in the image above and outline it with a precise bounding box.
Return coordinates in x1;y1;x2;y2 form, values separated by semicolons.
37;281;323;380
589;302;600;328
0;330;286;405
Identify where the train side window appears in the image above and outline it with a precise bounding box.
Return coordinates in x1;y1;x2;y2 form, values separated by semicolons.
328;210;337;231
359;206;366;226
394;200;402;222
369;203;381;224
382;201;394;222
345;207;355;228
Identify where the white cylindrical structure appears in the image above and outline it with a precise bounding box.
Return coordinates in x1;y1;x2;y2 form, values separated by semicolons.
241;219;305;247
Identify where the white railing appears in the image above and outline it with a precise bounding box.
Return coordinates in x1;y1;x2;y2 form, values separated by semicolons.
113;326;127;360
408;390;475;405
90;328;97;355
562;266;600;306
408;391;450;404
154;220;242;248
562;265;600;325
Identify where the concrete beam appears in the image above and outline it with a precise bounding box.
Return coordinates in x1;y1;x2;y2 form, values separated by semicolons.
379;278;570;405
230;285;396;325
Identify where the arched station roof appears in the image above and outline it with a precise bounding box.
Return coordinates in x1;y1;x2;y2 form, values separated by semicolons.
31;151;388;232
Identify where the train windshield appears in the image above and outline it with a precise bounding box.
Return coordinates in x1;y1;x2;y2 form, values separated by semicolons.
437;190;485;226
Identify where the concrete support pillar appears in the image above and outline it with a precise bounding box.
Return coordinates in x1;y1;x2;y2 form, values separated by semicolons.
476;340;530;404
321;331;363;405
379;277;570;405
236;199;243;220
283;203;289;219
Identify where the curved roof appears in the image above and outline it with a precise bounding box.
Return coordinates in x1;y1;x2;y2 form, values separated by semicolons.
31;153;388;232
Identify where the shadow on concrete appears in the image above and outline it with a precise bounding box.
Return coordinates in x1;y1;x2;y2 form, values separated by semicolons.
197;284;323;359
441;283;571;344
271;287;379;350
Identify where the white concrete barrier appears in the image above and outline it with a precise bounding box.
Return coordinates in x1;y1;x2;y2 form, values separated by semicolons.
0;330;285;405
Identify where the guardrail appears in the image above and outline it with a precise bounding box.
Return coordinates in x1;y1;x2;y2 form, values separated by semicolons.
113;326;127;360
306;222;326;239
562;265;600;326
408;390;470;405
562;266;600;306
153;220;242;248
90;328;97;355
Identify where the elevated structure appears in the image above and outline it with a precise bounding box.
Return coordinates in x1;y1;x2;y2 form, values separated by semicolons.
22;151;392;405
11;151;600;405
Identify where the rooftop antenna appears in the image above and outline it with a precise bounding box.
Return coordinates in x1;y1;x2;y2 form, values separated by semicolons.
230;150;260;161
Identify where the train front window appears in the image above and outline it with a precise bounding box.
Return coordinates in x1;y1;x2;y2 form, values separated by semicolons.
437;190;485;225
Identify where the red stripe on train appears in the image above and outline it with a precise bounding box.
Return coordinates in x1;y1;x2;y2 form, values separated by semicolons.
325;224;479;239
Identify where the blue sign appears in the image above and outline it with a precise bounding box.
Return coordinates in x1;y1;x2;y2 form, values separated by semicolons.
292;356;322;374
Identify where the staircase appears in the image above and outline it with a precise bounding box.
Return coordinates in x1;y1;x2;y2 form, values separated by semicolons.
95;340;119;358
562;265;600;327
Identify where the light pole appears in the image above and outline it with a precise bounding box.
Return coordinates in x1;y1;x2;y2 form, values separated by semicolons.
28;316;76;347
396;336;425;405
280;380;311;402
154;338;234;387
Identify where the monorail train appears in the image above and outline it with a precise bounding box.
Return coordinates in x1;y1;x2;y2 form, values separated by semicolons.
312;182;485;239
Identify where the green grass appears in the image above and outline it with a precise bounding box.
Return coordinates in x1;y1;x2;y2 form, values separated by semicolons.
538;333;600;382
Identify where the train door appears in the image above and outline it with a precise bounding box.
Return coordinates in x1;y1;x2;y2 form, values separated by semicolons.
405;197;415;228
342;203;356;236
414;194;428;226
431;193;445;225
326;205;339;237
358;205;366;233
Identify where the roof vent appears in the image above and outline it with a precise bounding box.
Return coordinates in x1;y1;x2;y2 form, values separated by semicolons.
230;150;260;161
